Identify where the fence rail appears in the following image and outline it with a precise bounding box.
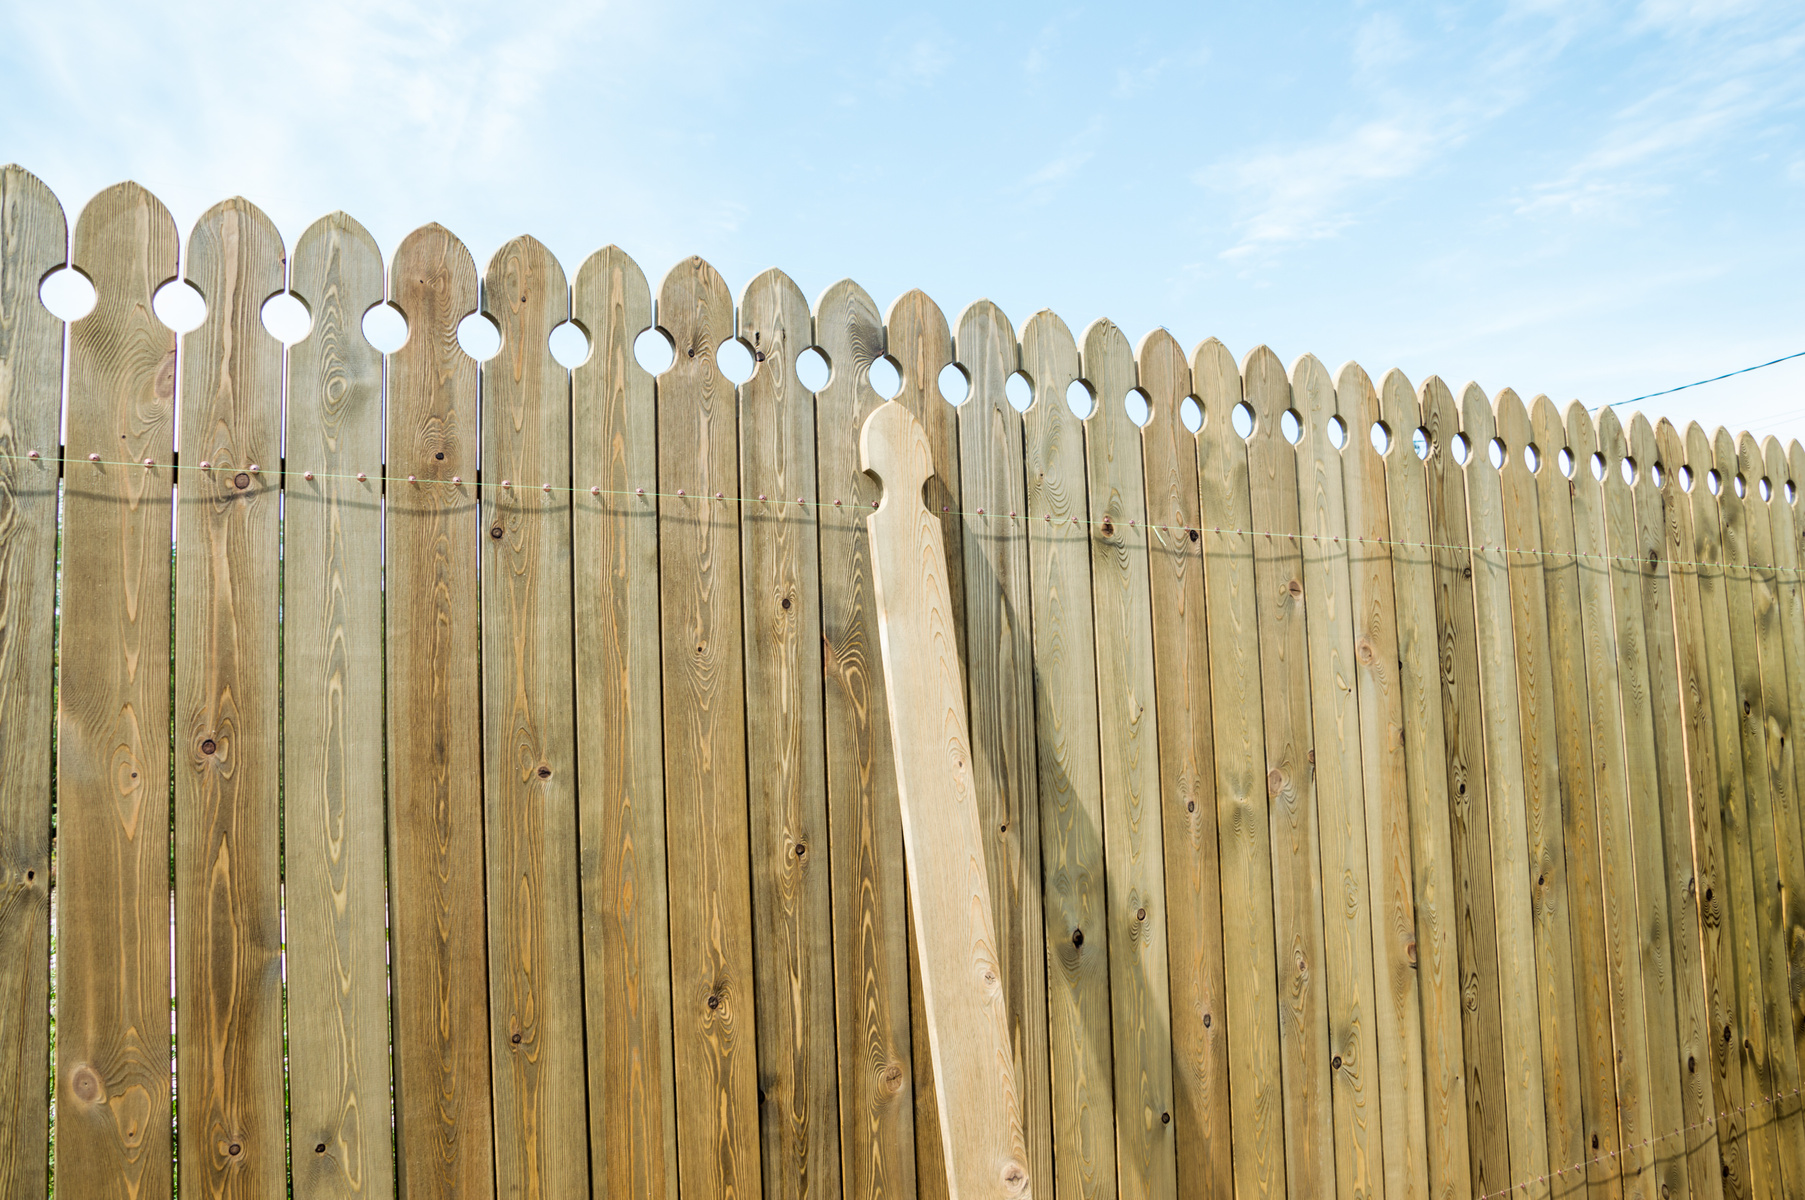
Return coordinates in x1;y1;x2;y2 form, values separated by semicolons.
2;163;1802;1200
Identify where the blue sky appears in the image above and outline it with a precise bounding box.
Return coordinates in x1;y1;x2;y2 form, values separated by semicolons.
3;0;1802;439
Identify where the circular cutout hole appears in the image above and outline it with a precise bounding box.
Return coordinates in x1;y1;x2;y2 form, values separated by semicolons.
1489;438;1506;469
39;266;96;321
1680;464;1695;492
457;313;501;361
795;347;830;391
1326;415;1347;449
716;338;754;384
548;321;590;368
362;303;408;353
1620;457;1637;486
1066;379;1095;419
1559;448;1575;478
1733;473;1746;498
153;280;207;333
1589;452;1606;481
868;355;902;399
1413;428;1430;460
1005;371;1033;412
1232;402;1256;439
1180;396;1203;433
939;362;970;405
1125;388;1151;427
634;327;674;374
1760;476;1773;501
1524;443;1541;474
1280;409;1302;444
1451;433;1471;465
1651;461;1665;488
1370;422;1391;455
1788;480;1797;504
1707;469;1722;495
261;292;311;344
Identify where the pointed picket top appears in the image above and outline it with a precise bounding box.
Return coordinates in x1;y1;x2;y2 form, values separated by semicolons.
183;197;285;395
955;298;1018;412
1597;405;1631;486
73;181;179;337
739;266;810;396
1766;436;1792;502
1190;337;1242;435
1239;344;1288;440
1529;396;1567;474
485;234;569;362
1080;318;1134;431
1460;382;1498;471
389;223;479;369
887;288;953;409
1374;368;1418;466
1566;402;1602;491
289;211;383;349
1020;310;1081;414
1288;352;1335;445
814;278;884;396
1136;328;1189;437
572;244;653;399
1495;388;1535;475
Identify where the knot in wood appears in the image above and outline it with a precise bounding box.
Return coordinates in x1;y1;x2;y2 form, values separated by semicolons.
1001;1162;1030;1196
200;738;218;756
882;1063;905;1092
707;993;720;1010
1355;639;1375;665
536;765;551;779
1266;768;1284;797
1286;578;1303;599
1101;516;1114;535
71;1066;101;1102
1071;927;1084;948
1202;1012;1211;1028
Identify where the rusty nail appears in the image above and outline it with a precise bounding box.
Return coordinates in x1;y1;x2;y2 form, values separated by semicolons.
356;473;367;482
715;491;723;499
199;460;211;469
759;493;767;501
834;499;843;506
249;464;260;473
27;449;39;459
544;483;553;492
590;486;600;496
636;487;645;495
977;507;985;515
143;457;154;467
871;500;878;508
501;479;512;489
676;488;685;496
303;471;314;481
452;476;462;484
88;453;100;462
407;475;416;483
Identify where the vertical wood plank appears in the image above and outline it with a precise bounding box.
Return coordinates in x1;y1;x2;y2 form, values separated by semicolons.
1081;319;1177;1200
1376;369;1471;1200
1631;414;1725;1200
738;266;840;1200
1531;396;1625;1200
1656;416;1752;1199
1492;389;1587;1199
571;244;680;1200
656;255;761;1200
1454;384;1549;1199
1339;363;1431;1200
174;197;286;1200
56;180;177;1200
813;278;917;1200
480;236;589;1200
1290;354;1385;1199
386;222;494;1200
861;396;1033;1200
0;163;63;1200
1679;418;1777;1199
1139;330;1231;1200
1241;345;1332;1198
955;299;1054;1198
1418;377;1509;1199
1020;309;1116;1200
284;211;393;1200
1192;337;1285;1200
1711;424;1805;1195
1596;408;1691;1200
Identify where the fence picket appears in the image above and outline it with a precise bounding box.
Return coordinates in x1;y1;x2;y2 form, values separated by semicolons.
1081;318;1177;1200
480;235;589;1200
570;244;681;1200
0;164;62;1200
1291;353;1385;1199
385;223;494;1200
284;210;393;1200
955;299;1056;1195
1339;363;1431;1200
1492;388;1588;1197
1193;337;1286;1200
1140;330;1232;1200
813;278;918;1200
55;181;178;1200
1377;369;1472;1200
738;266;840;1200
1020;308;1117;1200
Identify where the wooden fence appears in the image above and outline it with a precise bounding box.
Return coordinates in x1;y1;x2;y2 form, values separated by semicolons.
2;162;1803;1200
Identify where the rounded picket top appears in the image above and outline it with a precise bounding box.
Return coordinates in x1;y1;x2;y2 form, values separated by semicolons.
1564;401;1601;489
813;278;884;396
390;223;480;351
4;165;71;315
1789;441;1805;505
571;244;653;385
185;197;286;350
1288;352;1335;444
1080;318;1134;429
954;298;1018;414
1135;328;1189;434
1019;310;1081;416
1416;376;1460;466
1375;368;1420;464
1238;345;1288;439
73;181;180;333
290;213;384;355
1712;426;1742;495
739;266;809;387
885;288;953;409
1456;382;1495;463
1190;337;1242;435
483;234;569;373
1596;406;1630;490
654;255;734;385
1495;388;1537;477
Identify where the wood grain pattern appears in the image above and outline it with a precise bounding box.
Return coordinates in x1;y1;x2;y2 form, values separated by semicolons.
0;163;62;1200
955;299;1054;1198
55;180;177;1200
1376;369;1471;1200
571;244;680;1200
862;396;1033;1200
1289;353;1384;1200
284;210;393;1200
1019;309;1117;1200
1710;425;1805;1196
1679;418;1777;1199
480;235;589;1200
1454;384;1549;1199
173;196;286;1200
1418;377;1508;1200
1339;363;1431;1200
1081;319;1177;1200
1596;409;1690;1200
385;222;495;1200
1242;346;1332;1200
1139;330;1231;1200
1657;416;1752;1199
812;278;917;1200
1492;389;1587;1200
1530;395;1625;1200
656;255;761;1200
1630;414;1725;1200
738;266;840;1200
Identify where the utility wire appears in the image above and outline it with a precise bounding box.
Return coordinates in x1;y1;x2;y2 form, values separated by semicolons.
1595;348;1805;410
